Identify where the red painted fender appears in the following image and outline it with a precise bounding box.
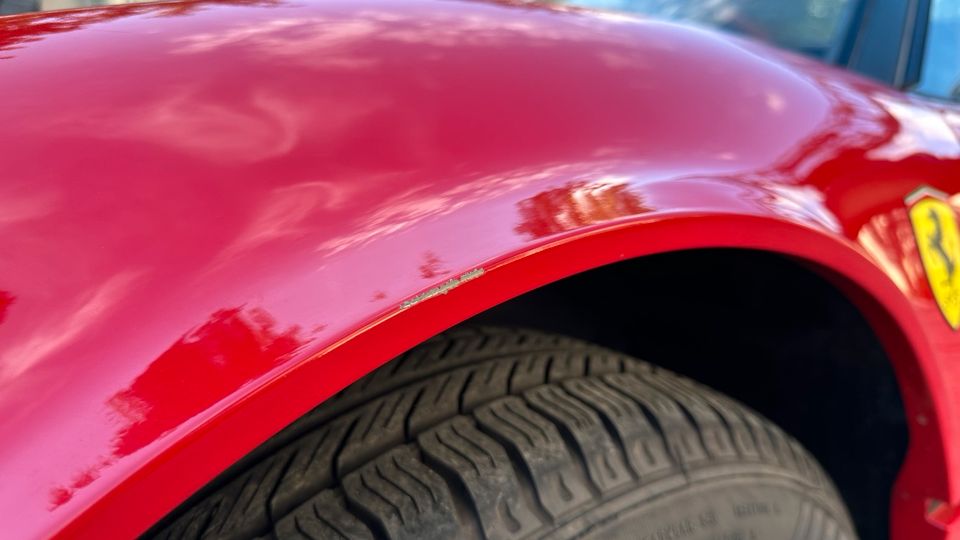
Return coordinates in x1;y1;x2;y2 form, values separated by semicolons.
0;0;958;538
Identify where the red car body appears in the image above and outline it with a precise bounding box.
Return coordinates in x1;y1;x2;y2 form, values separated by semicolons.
1;0;959;537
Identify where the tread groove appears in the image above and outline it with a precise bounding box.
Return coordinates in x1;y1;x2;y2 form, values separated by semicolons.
264;450;299;528
533;403;602;497
293;515;317;540
331;417;360;482
434;374;452;406
359;398;387;442
309;501;342;538
449;421;497;469
506;356;522;395
365;468;407;525
377;462;422;515
403;387;426;440
391;454;437;505
488;405;537;448
663;391;717;459
471;417;556;528
458;370;476;414
435;430;483;476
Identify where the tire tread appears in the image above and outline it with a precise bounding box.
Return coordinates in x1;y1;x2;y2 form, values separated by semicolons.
150;327;854;540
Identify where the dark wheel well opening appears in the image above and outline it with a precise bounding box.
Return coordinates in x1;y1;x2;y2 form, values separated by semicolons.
467;248;908;539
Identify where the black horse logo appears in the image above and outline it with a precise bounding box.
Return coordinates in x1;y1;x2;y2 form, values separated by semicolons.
929;208;957;281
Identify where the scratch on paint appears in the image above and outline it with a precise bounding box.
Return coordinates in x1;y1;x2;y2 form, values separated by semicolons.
400;268;485;309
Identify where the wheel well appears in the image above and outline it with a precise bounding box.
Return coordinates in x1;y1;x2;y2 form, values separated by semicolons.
467;248;907;539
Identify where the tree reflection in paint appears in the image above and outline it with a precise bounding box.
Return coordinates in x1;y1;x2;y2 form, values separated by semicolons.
0;0;273;57
515;179;648;240
0;291;13;325
49;305;309;508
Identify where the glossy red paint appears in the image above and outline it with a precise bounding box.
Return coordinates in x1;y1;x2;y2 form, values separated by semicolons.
0;0;959;537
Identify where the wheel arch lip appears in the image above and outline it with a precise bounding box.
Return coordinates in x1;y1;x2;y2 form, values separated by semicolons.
54;211;952;540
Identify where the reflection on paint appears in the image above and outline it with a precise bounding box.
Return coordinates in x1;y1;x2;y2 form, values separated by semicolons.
49;306;309;508
515;178;648;239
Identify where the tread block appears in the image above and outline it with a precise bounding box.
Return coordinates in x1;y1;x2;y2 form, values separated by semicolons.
622;358;654;375
765;423;799;472
461;361;512;412
342;446;460;540
418;416;543;540
586;353;621;376
603;373;709;466
474;397;593;520
337;390;419;474
792;502;850;540
406;370;470;434
659;374;761;460
547;352;586;382
204;447;295;540
639;373;738;460
155;503;213;540
789;439;825;487
507;354;551;394
275;490;373;540
740;408;782;464
272;416;356;519
524;385;632;493
308;328;570;430
561;378;675;479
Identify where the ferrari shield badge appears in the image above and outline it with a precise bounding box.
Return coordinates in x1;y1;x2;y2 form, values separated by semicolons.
907;187;960;329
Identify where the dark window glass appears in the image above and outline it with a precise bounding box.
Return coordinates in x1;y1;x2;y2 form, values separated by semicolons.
553;0;857;59
914;0;960;101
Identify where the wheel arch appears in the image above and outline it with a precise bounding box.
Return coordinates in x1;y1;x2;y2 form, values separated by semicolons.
467;248;914;539
68;213;949;539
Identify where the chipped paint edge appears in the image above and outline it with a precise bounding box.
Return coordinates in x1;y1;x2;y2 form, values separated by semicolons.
400;268;485;309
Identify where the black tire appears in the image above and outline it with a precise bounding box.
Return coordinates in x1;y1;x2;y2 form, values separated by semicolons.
150;327;857;540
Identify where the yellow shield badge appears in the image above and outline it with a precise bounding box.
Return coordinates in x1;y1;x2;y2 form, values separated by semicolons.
908;188;960;330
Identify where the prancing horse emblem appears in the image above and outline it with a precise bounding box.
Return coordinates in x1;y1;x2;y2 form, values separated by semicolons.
908;187;960;330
